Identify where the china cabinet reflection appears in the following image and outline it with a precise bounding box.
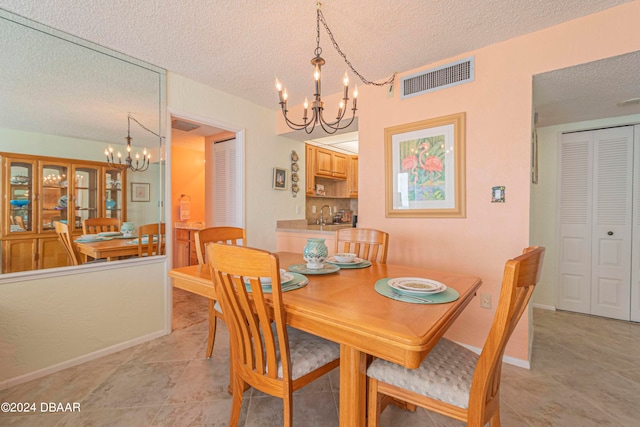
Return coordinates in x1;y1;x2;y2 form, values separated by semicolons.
1;152;127;273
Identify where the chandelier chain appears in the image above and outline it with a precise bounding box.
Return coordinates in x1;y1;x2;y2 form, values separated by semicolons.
318;9;395;87
128;114;163;139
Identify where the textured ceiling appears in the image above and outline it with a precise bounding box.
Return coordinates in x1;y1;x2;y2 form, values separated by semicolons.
0;0;637;148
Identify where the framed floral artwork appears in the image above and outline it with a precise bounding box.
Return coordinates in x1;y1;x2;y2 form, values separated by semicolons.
384;113;466;217
131;182;150;202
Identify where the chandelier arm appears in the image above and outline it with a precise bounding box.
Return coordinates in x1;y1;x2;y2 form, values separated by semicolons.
318;9;395;87
319;107;356;132
281;107;314;130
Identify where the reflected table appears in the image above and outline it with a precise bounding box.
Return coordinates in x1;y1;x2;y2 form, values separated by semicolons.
75;237;138;261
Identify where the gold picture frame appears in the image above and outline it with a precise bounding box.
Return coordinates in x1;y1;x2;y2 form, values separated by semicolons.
385;112;466;218
131;182;150;202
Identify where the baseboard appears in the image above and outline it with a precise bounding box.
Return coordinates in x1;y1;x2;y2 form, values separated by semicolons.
532;303;556;311
0;329;167;390
455;342;531;370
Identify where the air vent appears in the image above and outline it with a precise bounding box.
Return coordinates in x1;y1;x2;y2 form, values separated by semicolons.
172;119;201;132
401;57;474;99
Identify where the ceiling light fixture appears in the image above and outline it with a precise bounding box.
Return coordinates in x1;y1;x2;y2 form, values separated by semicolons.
105;114;160;172
275;2;394;134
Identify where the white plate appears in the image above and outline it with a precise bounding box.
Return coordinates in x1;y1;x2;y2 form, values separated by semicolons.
327;256;365;265
246;270;294;286
98;231;122;237
387;277;447;294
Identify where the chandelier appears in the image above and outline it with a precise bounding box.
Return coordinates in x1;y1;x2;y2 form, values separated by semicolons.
275;2;394;134
105;114;160;172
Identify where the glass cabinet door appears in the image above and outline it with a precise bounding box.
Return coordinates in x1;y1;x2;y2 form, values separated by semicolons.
40;161;70;233
73;165;99;231
7;159;36;234
104;168;125;220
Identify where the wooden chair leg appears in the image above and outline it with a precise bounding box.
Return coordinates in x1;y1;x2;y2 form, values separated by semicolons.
283;390;293;427
229;372;244;426
206;300;217;358
367;378;381;427
489;402;501;427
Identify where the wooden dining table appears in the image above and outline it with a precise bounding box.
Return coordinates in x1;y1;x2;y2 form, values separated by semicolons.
75;237;139;261
168;252;482;427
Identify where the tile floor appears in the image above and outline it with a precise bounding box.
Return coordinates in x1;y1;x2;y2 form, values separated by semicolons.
1;289;639;426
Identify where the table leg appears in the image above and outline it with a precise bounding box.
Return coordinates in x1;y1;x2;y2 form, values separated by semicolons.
339;344;367;427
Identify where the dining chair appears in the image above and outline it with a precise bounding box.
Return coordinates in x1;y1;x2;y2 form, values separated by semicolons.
335;228;389;263
366;246;545;427
194;226;247;358
136;222;165;257
54;221;82;266
82;217;121;234
207;243;340;427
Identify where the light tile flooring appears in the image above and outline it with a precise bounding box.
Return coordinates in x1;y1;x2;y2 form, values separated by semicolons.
2;290;640;426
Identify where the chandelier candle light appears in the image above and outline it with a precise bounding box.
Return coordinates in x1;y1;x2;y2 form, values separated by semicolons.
276;3;394;134
105;114;156;172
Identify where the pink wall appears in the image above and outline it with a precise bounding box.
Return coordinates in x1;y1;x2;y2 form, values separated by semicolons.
351;2;640;361
171;145;205;223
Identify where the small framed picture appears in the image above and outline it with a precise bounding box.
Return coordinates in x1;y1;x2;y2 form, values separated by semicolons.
273;167;287;190
131;182;150;202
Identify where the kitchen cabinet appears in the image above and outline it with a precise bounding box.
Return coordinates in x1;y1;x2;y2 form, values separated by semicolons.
315;147;347;179
1;152;127;273
174;228;199;267
347;155;358;198
306;145;316;196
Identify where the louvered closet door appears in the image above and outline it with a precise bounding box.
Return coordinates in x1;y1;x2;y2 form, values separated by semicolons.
590;127;633;320
213;138;239;227
558;126;633;320
558;131;593;315
631;125;640;322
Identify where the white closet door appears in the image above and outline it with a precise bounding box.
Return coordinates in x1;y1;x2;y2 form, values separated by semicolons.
213;138;239;227
631;125;640;322
590;127;633;320
557;132;593;314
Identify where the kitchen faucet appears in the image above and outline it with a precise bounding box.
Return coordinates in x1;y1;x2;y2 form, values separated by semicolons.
319;205;332;225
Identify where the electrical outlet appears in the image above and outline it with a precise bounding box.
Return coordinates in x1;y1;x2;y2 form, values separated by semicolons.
481;293;491;309
312;205;317;214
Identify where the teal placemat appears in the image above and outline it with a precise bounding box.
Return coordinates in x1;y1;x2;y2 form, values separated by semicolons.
326;259;372;269
288;263;340;274
375;278;459;304
245;272;308;293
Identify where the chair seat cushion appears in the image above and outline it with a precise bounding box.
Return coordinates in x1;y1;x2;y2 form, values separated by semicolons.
277;326;340;380
367;338;477;408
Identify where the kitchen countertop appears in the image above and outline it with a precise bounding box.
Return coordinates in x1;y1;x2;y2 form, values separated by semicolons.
276;219;353;234
174;221;204;230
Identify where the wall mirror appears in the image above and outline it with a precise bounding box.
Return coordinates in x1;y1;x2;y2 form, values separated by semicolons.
0;9;166;274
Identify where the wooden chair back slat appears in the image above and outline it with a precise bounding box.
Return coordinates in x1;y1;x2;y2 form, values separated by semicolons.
82;218;121;234
195;226;246;265
136;223;165;257
335;228;389;263
54;221;81;265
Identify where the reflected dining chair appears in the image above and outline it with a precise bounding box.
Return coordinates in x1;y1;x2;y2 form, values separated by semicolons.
136;222;165;257
207;243;340;427
366;246;545;427
82;217;121;234
54;221;82;266
195;226;246;358
335;228;389;263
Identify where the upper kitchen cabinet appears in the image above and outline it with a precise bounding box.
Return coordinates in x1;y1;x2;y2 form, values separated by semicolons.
347;155;358;198
315;147;347;179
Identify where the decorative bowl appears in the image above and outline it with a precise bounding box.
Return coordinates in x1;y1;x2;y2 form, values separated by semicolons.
334;253;356;263
10;199;30;207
